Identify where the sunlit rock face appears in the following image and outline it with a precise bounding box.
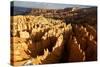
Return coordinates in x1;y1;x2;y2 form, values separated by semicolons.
11;7;97;66
11;15;72;65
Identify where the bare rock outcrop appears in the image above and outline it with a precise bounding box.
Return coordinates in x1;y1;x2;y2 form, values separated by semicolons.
11;9;97;65
11;15;72;65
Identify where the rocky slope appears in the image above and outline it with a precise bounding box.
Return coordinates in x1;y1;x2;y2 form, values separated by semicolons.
11;7;97;66
11;15;72;65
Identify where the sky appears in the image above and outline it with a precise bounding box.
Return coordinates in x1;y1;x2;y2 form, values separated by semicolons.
11;1;96;9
